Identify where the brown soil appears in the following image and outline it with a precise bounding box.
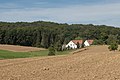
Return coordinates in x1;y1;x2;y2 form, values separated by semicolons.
0;44;46;52
0;45;120;80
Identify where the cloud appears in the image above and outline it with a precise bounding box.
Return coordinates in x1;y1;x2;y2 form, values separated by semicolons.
0;2;24;9
0;2;120;27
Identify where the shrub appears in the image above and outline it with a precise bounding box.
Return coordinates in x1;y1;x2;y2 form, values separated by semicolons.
76;42;80;49
81;40;85;48
48;46;55;56
93;39;104;45
108;43;118;51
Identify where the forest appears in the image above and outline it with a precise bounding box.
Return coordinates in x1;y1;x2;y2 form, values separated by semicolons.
0;21;120;50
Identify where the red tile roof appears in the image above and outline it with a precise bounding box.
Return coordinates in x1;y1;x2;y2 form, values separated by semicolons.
87;40;94;44
71;40;94;45
72;40;83;44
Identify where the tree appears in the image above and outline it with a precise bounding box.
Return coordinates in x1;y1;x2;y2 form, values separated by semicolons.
108;43;118;51
75;36;82;40
76;42;80;49
48;46;55;56
41;32;49;48
107;35;118;45
36;30;42;47
81;40;85;48
55;41;62;51
0;21;120;49
93;39;104;45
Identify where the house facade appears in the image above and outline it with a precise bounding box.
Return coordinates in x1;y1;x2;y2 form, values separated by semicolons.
84;40;90;46
66;40;83;49
84;40;94;47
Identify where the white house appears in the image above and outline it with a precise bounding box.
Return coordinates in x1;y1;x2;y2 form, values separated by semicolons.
66;40;83;49
66;40;94;49
84;40;90;46
84;40;94;47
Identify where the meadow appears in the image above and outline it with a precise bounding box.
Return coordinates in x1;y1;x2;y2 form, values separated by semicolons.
0;49;72;59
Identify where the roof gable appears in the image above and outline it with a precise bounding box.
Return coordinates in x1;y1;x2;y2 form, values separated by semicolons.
71;40;83;44
87;40;94;44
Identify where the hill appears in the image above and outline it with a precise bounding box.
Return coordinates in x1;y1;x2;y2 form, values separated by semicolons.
0;45;120;80
0;21;120;49
0;44;45;52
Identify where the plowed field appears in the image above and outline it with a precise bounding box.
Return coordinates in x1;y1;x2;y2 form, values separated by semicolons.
0;45;120;80
0;45;45;52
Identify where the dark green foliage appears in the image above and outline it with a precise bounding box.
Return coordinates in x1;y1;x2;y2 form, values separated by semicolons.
93;39;104;45
67;46;71;50
48;46;55;56
107;35;118;45
75;37;82;40
0;21;120;50
77;42;80;49
108;43;118;51
35;30;42;47
55;41;62;51
81;40;85;48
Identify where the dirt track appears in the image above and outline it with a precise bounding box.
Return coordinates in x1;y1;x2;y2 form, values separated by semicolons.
0;45;120;80
0;44;46;52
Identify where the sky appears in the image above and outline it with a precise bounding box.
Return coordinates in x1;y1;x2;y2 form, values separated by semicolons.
0;0;120;27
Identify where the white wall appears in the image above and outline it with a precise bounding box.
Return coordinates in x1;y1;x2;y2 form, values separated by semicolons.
66;41;77;49
84;40;90;47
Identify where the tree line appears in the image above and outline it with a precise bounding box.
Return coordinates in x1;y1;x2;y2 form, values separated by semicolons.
0;21;120;51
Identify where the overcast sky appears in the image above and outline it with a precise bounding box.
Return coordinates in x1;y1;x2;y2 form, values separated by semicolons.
0;0;120;27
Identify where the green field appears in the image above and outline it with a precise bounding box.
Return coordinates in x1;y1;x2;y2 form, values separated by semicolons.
0;50;73;59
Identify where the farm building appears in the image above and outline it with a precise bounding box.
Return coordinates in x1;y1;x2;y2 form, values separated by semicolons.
84;40;94;47
66;40;94;49
66;40;83;49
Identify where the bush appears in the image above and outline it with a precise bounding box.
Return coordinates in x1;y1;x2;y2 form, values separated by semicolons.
108;43;118;51
93;39;104;45
48;46;55;56
81;40;85;48
77;42;80;49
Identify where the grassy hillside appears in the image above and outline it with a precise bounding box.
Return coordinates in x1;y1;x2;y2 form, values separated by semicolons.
0;50;72;59
0;50;48;59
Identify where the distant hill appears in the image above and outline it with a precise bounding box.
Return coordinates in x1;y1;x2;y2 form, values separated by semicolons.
0;21;120;50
